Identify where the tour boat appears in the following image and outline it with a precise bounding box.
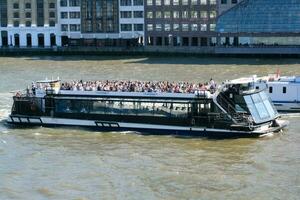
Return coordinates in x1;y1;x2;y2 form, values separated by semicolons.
6;78;288;138
254;74;300;113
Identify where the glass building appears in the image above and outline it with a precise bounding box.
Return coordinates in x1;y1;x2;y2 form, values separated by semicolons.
216;0;300;46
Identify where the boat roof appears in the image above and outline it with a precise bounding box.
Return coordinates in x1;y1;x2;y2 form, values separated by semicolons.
36;79;60;84
260;75;300;84
227;76;258;85
58;90;212;100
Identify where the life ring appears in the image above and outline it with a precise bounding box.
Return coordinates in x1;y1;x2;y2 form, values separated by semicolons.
248;121;254;131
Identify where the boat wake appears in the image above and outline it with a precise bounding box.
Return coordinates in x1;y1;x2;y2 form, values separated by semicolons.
0;92;12;121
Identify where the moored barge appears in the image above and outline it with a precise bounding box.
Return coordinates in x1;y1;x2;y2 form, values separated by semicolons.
7;79;288;138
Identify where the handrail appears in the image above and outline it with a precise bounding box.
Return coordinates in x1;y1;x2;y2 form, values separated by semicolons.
217;94;251;124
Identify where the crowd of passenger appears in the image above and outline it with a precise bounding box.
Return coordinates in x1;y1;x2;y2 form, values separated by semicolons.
59;79;217;94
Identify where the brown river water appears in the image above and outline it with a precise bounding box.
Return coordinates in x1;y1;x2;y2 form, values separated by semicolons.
0;56;299;200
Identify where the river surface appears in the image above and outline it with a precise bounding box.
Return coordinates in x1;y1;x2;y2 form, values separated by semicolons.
0;56;299;200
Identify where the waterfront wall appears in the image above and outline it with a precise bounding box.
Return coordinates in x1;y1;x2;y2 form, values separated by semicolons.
0;46;300;57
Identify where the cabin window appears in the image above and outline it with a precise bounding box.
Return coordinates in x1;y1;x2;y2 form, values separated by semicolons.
88;99;190;117
243;91;277;124
283;87;286;94
55;100;91;114
269;87;273;93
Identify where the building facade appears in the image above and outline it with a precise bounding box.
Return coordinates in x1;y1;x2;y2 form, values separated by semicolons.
216;0;300;46
0;0;60;47
1;0;298;49
57;0;144;47
144;0;218;47
58;0;81;46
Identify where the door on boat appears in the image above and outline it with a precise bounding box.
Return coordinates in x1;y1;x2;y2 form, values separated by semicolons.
191;100;211;127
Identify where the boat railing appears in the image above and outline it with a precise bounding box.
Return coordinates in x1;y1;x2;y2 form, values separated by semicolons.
215;90;251;125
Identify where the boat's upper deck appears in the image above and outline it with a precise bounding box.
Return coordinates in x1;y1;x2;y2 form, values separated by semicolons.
23;79;218;100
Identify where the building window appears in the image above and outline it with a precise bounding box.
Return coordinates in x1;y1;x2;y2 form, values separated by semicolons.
25;12;31;18
133;11;143;18
121;11;132;18
147;24;153;31
13;21;19;27
164;0;170;5
156;0;161;5
182;11;188;18
191;0;197;5
13;3;19;9
164;11;171;18
49;3;55;8
283;87;287;94
25;21;31;27
221;0;227;3
70;12;80;19
210;0;216;4
70;24;81;31
69;0;80;6
210;11;216;18
191;24;198;31
13;12;19;18
182;24;189;31
200;24;207;31
232;0;237;3
133;0;143;5
173;11;179;18
49;12;55;18
173;24;179;31
120;0;131;6
269;87;273;93
156;11;162;18
49;21;56;27
164;24;170;31
61;12;68;19
147;12;153;18
173;0;179;5
37;0;44;27
60;0;68;6
182;0;188;5
86;20;92;32
210;24;216;31
134;24;143;31
191;11;198;18
156;24;162;31
25;3;31;9
200;11;207;19
95;1;102;18
147;0;153;5
200;0;206;5
61;24;68;31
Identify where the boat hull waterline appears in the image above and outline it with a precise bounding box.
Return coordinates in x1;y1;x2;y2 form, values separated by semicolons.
6;115;288;138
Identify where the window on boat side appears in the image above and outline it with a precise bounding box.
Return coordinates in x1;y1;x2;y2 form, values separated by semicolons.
55;99;92;114
251;93;270;120
283;87;287;94
243;91;276;123
259;91;277;118
86;99;191;118
269;86;273;93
